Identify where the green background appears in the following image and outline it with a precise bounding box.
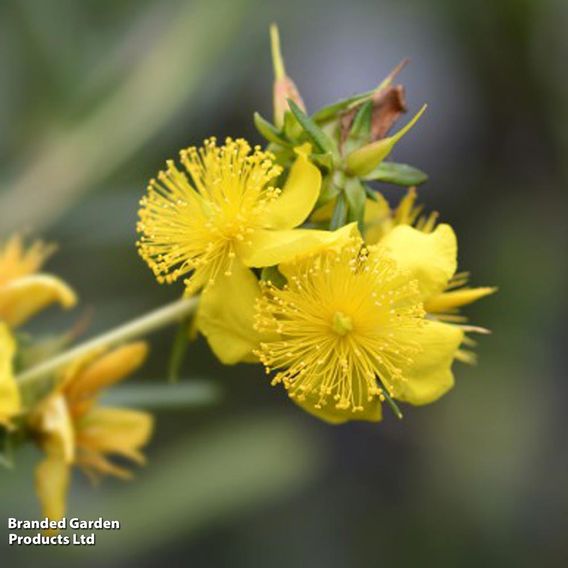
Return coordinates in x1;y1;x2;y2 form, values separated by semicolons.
1;0;566;566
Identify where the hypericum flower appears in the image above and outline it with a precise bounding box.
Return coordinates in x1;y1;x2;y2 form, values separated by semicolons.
195;223;357;365
0;235;77;328
374;194;496;362
29;342;153;522
254;225;463;424
137;137;343;293
0;323;20;428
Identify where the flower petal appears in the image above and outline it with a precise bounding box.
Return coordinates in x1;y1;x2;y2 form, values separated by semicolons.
239;223;359;268
292;393;382;425
35;455;70;522
262;146;321;230
0;274;77;327
77;406;153;464
425;286;497;313
66;342;148;404
0;323;20;427
30;394;75;462
363;194;393;245
196;260;270;364
393;320;463;405
374;224;457;300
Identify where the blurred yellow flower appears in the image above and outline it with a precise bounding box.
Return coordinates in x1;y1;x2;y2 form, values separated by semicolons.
254;226;463;424
0;323;20;428
29;342;153;522
0;235;77;328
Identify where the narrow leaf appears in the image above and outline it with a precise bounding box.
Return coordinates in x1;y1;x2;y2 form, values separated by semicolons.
345;178;366;231
253;112;290;147
364;162;428;186
329;193;347;230
288;100;336;155
312;90;375;123
101;381;221;409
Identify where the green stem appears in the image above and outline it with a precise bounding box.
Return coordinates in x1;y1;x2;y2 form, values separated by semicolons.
16;296;199;388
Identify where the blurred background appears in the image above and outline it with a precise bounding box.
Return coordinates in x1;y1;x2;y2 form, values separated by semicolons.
0;0;566;566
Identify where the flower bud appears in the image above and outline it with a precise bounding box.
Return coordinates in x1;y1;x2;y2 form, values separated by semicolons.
345;104;426;177
270;24;305;128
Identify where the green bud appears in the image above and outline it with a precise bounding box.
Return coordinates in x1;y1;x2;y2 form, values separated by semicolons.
345;104;427;177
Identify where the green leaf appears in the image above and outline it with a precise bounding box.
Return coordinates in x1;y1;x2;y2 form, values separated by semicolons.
345;178;367;230
253;112;290;147
101;381;221;410
329;193;347;230
312;90;375;124
288;100;336;155
168;320;191;383
363;161;428;186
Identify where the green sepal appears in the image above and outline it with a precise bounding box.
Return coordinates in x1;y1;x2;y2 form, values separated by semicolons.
312;90;374;124
283;109;303;141
329;193;347;230
260;265;287;288
310;151;334;171
288;100;337;155
364;183;378;201
253;112;290;147
315;177;340;209
345;178;366;231
344;100;373;154
363;161;428;186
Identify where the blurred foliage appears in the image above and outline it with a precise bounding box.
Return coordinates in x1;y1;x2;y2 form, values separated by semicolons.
0;0;567;566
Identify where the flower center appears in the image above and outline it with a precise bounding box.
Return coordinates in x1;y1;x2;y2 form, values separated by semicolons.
331;311;353;336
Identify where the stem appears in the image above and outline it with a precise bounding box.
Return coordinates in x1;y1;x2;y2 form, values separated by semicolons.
16;296;199;388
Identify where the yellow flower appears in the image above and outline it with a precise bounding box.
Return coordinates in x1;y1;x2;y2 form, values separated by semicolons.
137;136;360;363
374;200;497;362
254;226;463;424
0;323;20;428
0;235;77;327
137;137;334;294
29;342;153;522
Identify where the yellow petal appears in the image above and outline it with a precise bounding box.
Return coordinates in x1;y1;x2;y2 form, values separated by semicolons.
263;146;321;230
30;394;75;463
375;224;457;300
425;286;497;313
363;194;393;245
292;393;382;425
66;342;148;404
393;320;463;405
0;274;77;327
35;455;70;522
77;447;134;481
196;260;268;364
0;323;20;427
239;223;359;268
76;406;153;463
